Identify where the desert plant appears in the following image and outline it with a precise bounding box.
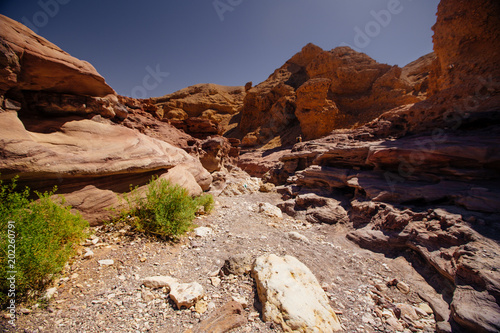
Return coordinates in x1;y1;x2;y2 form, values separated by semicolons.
0;177;88;307
123;178;214;238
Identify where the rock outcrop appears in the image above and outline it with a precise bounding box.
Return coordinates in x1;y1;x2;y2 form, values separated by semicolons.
0;15;213;224
0;14;114;97
264;0;500;332
152;83;245;137
236;44;435;145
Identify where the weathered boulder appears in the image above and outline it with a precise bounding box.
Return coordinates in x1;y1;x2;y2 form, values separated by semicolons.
252;254;342;332
199;136;233;172
159;165;203;196
169;282;205;309
142;276;178;291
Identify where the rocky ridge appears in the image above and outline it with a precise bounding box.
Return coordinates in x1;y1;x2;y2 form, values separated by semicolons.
235;44;434;146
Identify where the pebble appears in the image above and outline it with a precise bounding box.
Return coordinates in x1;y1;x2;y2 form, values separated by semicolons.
84;250;94;259
209;276;221;287
98;259;114;266
195;300;208;314
194;227;214;238
287;231;310;244
397;281;410;294
418;303;433;315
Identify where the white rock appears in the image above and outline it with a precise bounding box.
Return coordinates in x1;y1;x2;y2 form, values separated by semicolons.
142;276;178;291
44;287;58;300
84;250;94;259
98;259;114;266
258;202;283;218
252;254;341;332
141;289;155;302
287;231;310;244
210;276;221;287
194;227;214;238
232;295;249;308
169;282;204;309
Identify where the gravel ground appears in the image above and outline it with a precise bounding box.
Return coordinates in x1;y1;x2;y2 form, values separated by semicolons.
3;192;437;333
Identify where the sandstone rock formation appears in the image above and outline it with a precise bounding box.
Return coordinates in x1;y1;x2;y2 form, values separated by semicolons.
0;15;213;224
152;83;245;137
0;14;114;97
236;43;435;145
0;111;211;223
262;0;500;331
252;254;342;332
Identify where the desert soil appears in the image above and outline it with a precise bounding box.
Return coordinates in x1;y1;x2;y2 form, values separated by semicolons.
3;192;437;333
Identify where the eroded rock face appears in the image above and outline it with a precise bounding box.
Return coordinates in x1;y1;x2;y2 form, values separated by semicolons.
252;254;342;332
0;14;114;97
152;83;245;136
266;1;500;332
0;111;212;223
237;44;434;144
347;202;500;333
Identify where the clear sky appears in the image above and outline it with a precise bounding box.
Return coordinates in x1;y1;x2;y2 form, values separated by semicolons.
1;0;440;98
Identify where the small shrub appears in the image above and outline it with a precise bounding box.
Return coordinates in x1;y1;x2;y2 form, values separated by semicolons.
0;177;88;307
194;193;215;214
123;178;214;238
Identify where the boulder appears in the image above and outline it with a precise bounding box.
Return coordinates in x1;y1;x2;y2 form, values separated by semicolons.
160;165;203;197
192;301;247;333
257;202;283;219
169;282;205;309
252;254;342;332
142;276;178;291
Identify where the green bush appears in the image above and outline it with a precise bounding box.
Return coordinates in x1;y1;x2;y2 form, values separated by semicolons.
123;178;214;238
0;177;88;307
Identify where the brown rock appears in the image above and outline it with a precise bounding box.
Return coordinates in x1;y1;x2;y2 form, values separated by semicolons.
236;44;433;144
0;14;114;97
160;165;203;196
295;78;340;139
193;301;247;333
199;136;232;172
0;111;211;223
153;83;245;135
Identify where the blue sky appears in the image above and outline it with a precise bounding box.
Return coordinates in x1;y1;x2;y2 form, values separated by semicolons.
1;0;440;97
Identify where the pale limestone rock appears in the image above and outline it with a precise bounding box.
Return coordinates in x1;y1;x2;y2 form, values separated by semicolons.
194;227;214;238
142;276;178;291
98;259;114;266
83;249;94;259
169;282;204;309
252;254;342;332
287;231;310;244
44;287;58;300
258;202;283;219
195;300;209;314
141;289;154;302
